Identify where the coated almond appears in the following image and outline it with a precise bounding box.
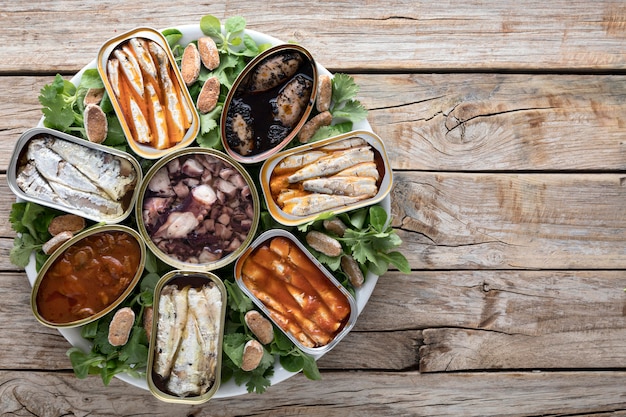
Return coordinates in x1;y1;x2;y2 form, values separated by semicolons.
241;339;264;372
84;103;108;144
143;306;153;341
42;231;73;255
48;214;85;236
108;307;135;347
83;87;105;106
298;110;332;143
306;230;343;257
341;254;364;288
245;310;274;345
316;74;332;112
181;42;201;86
198;36;220;70
197;76;221;114
323;218;347;237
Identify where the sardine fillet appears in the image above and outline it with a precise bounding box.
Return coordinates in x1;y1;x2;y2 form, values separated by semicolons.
302;176;378;197
167;314;205;397
45;137;136;201
281;194;366;216
154;285;189;379
287;147;374;183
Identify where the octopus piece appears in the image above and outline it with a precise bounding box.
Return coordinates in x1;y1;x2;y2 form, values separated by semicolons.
143;154;255;264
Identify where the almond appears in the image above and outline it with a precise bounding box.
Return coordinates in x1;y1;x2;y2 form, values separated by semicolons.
108;307;135;347
245;310;274;345
180;42;201;86
241;339;264;372
197;76;221;114
198;37;220;70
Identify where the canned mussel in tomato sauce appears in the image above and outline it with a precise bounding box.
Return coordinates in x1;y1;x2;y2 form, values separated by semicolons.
147;270;227;404
31;225;146;329
234;229;358;355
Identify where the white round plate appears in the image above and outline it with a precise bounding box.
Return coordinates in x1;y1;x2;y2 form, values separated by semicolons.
25;24;388;398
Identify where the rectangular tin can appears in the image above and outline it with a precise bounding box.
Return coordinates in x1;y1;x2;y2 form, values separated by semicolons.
147;270;227;404
234;229;358;355
259;130;393;226
7;127;142;224
97;27;199;160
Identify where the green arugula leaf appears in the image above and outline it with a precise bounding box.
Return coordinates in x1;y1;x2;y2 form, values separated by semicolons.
9;234;41;268
225;16;246;34
225;279;254;313
79;69;105;89
378;251;411;273
40;79;75;131
162;28;183;48
331;99;368;123
200;15;222;37
369;205;388;232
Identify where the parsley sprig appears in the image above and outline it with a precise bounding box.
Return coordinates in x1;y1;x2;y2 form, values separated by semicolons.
299;206;410;277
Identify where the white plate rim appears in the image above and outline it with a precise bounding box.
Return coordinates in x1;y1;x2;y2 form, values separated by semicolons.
24;23;388;398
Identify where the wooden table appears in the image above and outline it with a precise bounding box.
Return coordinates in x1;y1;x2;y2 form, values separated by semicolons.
1;1;625;415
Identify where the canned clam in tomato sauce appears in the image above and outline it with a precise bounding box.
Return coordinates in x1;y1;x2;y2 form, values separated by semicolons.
31;225;146;329
234;229;358;355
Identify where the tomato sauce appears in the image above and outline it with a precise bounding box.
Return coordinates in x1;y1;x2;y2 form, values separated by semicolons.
241;236;351;348
36;230;142;324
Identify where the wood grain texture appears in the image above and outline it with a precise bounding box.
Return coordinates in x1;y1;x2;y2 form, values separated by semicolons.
2;2;626;415
2;73;626;172
392;171;626;269
2;1;626;73
2;370;626;416
4;270;625;372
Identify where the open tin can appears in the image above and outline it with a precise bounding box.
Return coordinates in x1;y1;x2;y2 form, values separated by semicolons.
97;27;200;159
147;270;227;404
220;43;318;164
260;130;393;226
7;127;142;224
31;224;146;329
234;229;358;355
135;147;260;271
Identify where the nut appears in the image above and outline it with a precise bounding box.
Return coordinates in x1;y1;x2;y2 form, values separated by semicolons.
42;231;74;255
298;111;332;143
316;74;332;112
306;230;342;257
245;310;274;345
197;76;221;114
108;307;135;346
48;214;86;236
241;339;264;372
198;37;220;70
341;254;364;288
180;42;201;86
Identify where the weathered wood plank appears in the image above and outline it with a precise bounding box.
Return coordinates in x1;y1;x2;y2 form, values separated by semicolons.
355;73;626;171
2;370;626;416
359;271;626;335
2;1;626;73
4;270;626;371
2;170;625;271
2;73;626;172
420;327;626;372
392;172;626;269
